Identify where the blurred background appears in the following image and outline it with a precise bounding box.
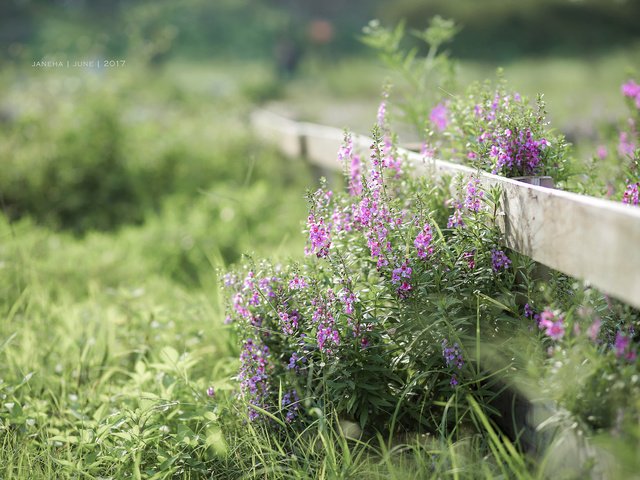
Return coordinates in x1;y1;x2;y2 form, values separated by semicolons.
0;0;639;265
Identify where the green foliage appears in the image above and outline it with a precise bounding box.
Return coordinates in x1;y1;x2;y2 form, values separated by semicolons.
361;18;458;132
0;64;311;249
378;0;640;61
0;60;311;478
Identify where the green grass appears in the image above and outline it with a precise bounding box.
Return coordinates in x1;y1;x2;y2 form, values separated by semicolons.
0;60;313;478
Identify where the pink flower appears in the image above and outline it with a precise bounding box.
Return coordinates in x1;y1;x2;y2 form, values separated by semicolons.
618;131;636;157
307;213;331;258
538;308;565;341
430;103;448;131
377;100;387;127
587;318;601;342
414;224;433;259
623;181;639;206
621;79;640;101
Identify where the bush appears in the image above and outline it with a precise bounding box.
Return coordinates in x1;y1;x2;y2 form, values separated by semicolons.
220;92;640;477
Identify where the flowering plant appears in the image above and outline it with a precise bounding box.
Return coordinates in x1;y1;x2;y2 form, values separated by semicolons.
428;80;570;180
219;52;640;477
223;105;527;433
619;79;639;206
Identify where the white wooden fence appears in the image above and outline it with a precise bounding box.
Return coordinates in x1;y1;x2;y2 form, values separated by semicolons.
251;109;640;310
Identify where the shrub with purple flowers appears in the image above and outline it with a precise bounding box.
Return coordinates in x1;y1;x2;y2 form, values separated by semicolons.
588;78;640;205
219;31;640;475
223;114;521;432
432;81;569;180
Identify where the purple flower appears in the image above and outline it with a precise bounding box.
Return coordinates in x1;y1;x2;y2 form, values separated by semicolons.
623;181;639;206
486;125;546;176
349;154;363;196
396;281;412;298
524;303;534;319
317;323;340;354
430;103;448;131
538;308;565;341
447;203;465;229
618;131;636;158
223;272;237;287
278;310;300;335
340;289;357;315
307;213;331;258
238;338;271;421
332;207;353;232
338;134;363;196
464;177;484;212
614;331;630;358
287;352;307;372
442;340;464;369
622;79;640;104
282;389;300;423
421;142;435;160
288;275;308;290
614;331;636;361
491;250;511;272
596;145;607;160
391;259;412;285
207;386;215;397
414;223;433;259
377;100;387;127
462;250;475;270
258;276;279;298
382;136;402;174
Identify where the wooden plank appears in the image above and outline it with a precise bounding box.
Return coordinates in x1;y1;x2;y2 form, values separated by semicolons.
251;110;640;309
494;178;640;309
250;110;303;158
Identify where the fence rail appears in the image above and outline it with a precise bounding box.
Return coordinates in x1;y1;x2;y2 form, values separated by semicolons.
251;109;640;310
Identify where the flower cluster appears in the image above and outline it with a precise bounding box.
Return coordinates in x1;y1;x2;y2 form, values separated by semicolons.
442;340;464;386
446;175;488;229
447;202;465;229
339;133;363;196
288;275;308;290
485;127;550;176
287;352;307;372
622;79;640;109
462;250;475;269
229;270;281;322
430;102;448;131
491;249;511;272
307;212;331;258
538;308;565;341
524;303;540;323
278;310;300;335
618;130;637;158
464;177;484;212
442;340;464;369
238;338;272;421
623;181;639;206
391;258;413;297
281;389;300;423
435;86;565;179
414;223;434;259
312;296;341;355
614;331;637;362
